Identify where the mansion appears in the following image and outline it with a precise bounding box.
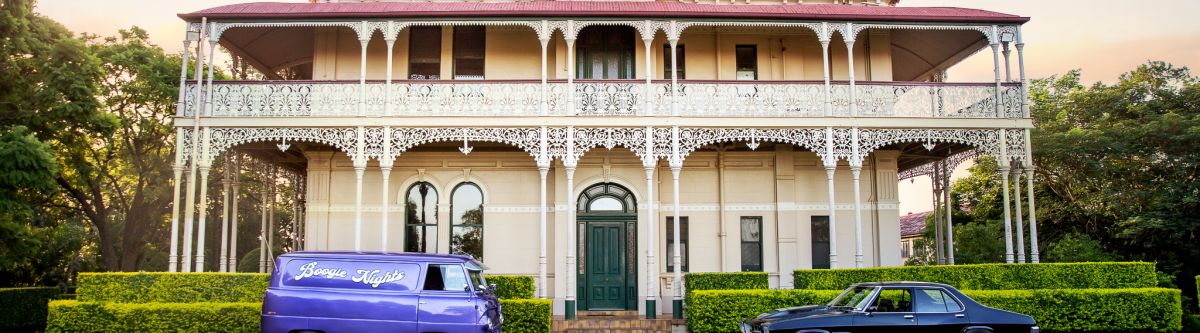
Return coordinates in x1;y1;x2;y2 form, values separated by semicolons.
169;0;1039;319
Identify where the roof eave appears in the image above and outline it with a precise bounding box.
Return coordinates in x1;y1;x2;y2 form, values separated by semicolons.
177;11;1030;25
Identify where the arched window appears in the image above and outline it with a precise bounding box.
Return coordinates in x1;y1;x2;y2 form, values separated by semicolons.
405;182;438;253
451;182;484;260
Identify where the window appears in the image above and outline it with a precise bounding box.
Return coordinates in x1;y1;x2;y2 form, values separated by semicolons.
451;182;484;260
740;216;763;272
408;26;442;79
405;182;438;253
423;264;469;292
811;216;831;269
735;45;757;80
575;26;635;79
453;26;485;79
872;288;913;312
467;265;487;291
915;288;964;313
666;216;689;272
662;44;685;80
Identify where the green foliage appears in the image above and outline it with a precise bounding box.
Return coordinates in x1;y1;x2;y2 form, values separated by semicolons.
1045;233;1119;263
1183;314;1200;333
793;262;1157;290
486;275;534;300
46;300;260;333
76;272;268;303
686;289;843;333
0;287;63;332
685;272;770;292
499;299;552;333
967;288;1181;332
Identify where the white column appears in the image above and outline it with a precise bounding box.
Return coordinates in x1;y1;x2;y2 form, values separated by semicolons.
990;26;1002;118
539;24;550;116
354;127;366;252
229;155;240;271
824;127;838;268
1017;27;1030;118
850;128;863;268
1012;168;1026;263
643;127;657;316
643;30;653;116
670;127;683;308
564;127;578;315
381;127;393;251
182;19;208;273
566;21;576;116
845;24;857;117
219;155;231;272
259;163;268;273
1002;42;1012;82
999;130;1014;263
943;159;955;265
537;126;549;298
358;21;369;117
820;23;832;117
195;146;212;272
267;165;276;273
669;22;679;117
169;129;185;272
385;22;396;117
1024;129;1040;263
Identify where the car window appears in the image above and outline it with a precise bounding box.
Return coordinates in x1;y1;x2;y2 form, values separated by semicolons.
829;286;875;309
915;288;964;313
424;264;470;292
468;269;486;291
872;288;913;312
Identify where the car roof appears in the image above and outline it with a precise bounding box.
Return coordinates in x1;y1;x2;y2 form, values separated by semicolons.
280;251;480;265
850;281;957;289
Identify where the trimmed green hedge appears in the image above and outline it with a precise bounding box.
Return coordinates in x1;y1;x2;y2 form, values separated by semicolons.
794;262;1157;290
499;299;552;333
46;300;260;333
76;272;268;303
968;288;1181;332
1196;275;1199;308
687;288;1181;333
0;287;63;332
687;289;843;333
487;275;535;300
685;272;769;293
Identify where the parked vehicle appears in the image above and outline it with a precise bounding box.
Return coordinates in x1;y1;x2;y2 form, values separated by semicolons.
741;282;1038;333
262;251;501;333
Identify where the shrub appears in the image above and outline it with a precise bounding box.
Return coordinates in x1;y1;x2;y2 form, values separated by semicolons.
685;272;769;293
499;299;552;333
793;262;1156;290
967;288;1181;332
76;272;268;303
686;289;842;333
486;275;535;300
0;287;63;332
46;300;260;333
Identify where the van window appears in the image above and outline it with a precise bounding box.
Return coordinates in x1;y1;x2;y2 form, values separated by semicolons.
424;264;469;292
468;269;486;291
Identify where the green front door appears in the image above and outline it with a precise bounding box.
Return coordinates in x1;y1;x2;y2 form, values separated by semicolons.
585;221;626;310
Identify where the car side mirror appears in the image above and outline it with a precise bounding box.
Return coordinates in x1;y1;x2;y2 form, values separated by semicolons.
866;306;878;313
489;283;497;292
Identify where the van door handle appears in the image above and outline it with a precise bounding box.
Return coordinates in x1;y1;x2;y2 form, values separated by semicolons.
903;315;914;320
955;314;965;318
419;301;427;304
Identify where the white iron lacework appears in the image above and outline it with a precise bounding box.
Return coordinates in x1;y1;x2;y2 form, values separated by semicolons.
675;127;829;161
676;21;820;36
1005;129;1027;165
390;128;541;159
205;128;358;165
856;129;1002;159
393;83;544;116
178;128;194;165
666;83;827;117
553;128;652;165
576;82;645;116
831;128;855;162
898;149;980;181
844;23;1002;45
363;127;386;161
652;127;673;160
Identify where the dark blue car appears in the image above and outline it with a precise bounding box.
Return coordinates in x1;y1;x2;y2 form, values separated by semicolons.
742;282;1038;333
262;251;501;333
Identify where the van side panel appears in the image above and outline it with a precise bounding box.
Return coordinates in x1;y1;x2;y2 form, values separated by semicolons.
262;256;423;332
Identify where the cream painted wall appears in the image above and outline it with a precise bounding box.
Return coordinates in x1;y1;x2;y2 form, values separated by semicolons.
305;146;901;315
311;26;894;81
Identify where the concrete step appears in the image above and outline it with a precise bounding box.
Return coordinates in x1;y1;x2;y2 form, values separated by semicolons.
577;310;642;319
552;315;679;333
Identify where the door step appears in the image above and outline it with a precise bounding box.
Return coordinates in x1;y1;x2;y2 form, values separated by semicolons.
552;315;680;333
577;310;641;319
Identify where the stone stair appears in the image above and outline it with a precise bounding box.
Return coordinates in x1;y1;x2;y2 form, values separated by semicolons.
552;311;683;333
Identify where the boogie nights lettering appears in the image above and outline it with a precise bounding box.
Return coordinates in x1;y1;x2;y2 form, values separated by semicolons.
295;262;347;280
352;269;406;288
292;262;406;288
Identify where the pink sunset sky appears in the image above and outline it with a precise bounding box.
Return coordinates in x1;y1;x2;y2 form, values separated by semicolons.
33;0;1200;214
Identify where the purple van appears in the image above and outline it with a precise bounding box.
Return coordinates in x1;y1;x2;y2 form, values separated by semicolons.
262;251;502;333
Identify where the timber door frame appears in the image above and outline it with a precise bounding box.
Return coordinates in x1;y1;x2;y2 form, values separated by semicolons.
576;183;638;311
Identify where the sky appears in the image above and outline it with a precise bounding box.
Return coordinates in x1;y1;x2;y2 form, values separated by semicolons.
33;0;1200;214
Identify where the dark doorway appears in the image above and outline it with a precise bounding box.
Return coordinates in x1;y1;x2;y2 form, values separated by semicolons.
577;183;638;310
576;26;636;80
811;216;831;269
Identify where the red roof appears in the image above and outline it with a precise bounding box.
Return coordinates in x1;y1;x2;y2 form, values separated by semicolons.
900;211;930;238
180;2;1028;24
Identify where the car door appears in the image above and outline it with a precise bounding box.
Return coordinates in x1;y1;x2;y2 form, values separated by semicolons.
418;263;478;333
914;287;970;333
853;287;918;333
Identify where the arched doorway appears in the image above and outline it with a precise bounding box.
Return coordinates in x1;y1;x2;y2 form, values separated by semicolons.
577;183;638;311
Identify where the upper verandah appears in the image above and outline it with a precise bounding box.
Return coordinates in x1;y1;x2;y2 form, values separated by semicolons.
179;1;1028;24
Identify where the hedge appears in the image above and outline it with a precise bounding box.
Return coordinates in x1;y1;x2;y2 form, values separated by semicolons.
687;288;1180;333
793;262;1157;290
685;272;769;293
46;300;260;333
0;287;63;332
499;299;552;333
687;289;843;333
76;272;268;303
487;275;535;300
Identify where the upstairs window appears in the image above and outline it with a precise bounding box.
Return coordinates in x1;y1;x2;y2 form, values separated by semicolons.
409;26;442;79
453;26;485;79
735;45;757;80
662;44;685;80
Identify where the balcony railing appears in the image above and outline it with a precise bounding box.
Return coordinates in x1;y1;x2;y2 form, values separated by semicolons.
182;80;1024;118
